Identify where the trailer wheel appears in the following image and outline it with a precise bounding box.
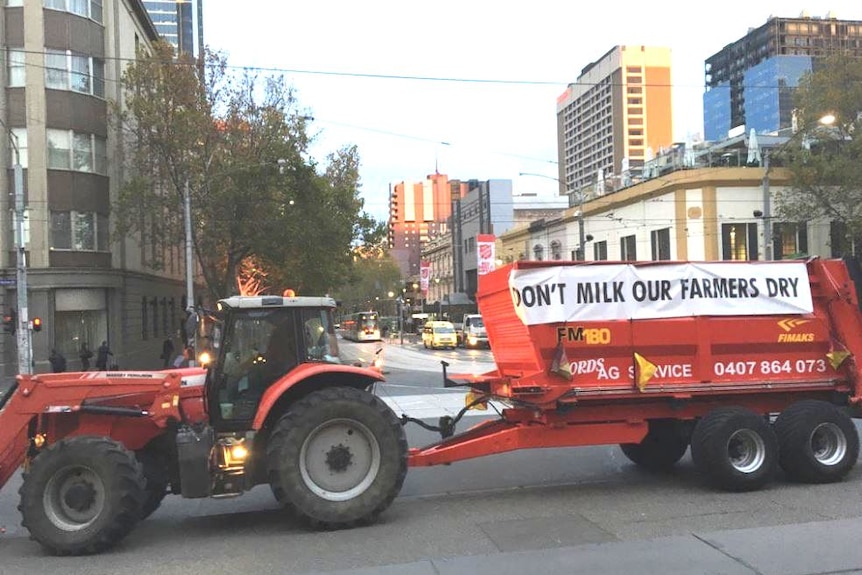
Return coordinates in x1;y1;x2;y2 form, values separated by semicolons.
267;386;408;529
690;407;778;492
774;400;859;484
18;436;145;555
619;419;690;471
136;449;169;519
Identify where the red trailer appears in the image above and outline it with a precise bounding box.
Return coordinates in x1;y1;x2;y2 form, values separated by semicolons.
408;258;862;492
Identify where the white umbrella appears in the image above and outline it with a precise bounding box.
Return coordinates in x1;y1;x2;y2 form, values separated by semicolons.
747;128;762;165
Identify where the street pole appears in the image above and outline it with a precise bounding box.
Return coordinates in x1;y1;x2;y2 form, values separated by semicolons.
577;191;586;261
762;150;772;260
397;297;404;346
9;132;32;374
184;178;194;309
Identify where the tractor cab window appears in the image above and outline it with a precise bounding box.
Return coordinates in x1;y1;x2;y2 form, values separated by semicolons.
218;308;298;421
301;308;340;363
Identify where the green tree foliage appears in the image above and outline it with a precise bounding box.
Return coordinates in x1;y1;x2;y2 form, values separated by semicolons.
331;254;403;315
113;43;378;299
774;54;862;253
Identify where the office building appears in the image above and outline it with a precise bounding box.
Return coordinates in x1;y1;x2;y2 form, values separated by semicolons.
143;0;203;56
388;173;460;279
556;45;673;199
703;13;862;140
1;0;187;375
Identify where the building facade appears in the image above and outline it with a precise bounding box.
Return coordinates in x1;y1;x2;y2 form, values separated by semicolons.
703;13;862;140
387;173;462;279
1;0;188;375
556;45;673;198
499;143;843;269
142;0;203;56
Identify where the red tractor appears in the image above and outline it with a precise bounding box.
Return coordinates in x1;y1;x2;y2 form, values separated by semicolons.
0;295;407;555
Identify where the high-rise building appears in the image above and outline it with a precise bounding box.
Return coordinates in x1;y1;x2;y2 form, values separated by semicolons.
556;46;673;198
1;0;187;375
143;0;204;56
387;173;457;279
703;13;862;140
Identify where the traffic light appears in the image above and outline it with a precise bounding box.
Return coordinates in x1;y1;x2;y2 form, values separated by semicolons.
31;317;42;332
3;309;16;335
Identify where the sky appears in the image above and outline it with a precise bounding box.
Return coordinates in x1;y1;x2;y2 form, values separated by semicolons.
202;1;862;223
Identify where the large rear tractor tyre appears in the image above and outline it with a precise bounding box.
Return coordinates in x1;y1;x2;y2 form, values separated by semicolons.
690;407;778;492
135;449;169;519
18;436;145;555
774;400;859;484
267;387;408;529
619;419;690;471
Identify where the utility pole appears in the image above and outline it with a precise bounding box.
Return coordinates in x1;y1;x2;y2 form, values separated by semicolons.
184;178;194;309
577;190;586;261
11;134;32;374
762;150;772;261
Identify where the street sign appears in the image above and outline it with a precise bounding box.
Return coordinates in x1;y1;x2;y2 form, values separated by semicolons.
0;279;16;286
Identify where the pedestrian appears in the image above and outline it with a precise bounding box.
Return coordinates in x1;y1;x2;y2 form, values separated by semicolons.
79;343;93;371
96;340;113;371
173;346;192;368
48;349;67;373
160;337;175;368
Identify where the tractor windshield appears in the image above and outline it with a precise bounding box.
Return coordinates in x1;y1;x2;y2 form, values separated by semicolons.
213;306;339;422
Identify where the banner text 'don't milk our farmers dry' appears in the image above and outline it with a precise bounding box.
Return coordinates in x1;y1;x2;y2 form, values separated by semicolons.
508;262;813;325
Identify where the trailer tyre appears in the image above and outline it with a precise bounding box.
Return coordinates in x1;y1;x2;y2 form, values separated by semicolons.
620;420;690;471
774;400;859;484
267;386;408;529
690;407;778;492
18;436;145;555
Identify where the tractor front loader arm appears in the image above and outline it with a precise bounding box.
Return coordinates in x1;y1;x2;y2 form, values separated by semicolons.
0;371;187;492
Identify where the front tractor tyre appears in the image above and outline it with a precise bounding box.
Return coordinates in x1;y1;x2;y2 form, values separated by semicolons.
620;419;690;471
774;400;860;484
18;436;146;555
690;407;778;492
267;387;408;529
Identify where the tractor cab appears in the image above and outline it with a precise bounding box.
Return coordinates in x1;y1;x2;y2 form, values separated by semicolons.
205;295;341;429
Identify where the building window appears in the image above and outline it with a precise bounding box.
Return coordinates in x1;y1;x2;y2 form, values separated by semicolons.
550;240;562;260
47;129;107;174
43;0;103;24
533;244;544;261
7;48;24;87
773;222;808;259
151;298;158;338
721;223;759;261
50;211;108;251
594;240;608;261
650;228;671;260
9;128;27;168
45;49;105;97
621;235;637;261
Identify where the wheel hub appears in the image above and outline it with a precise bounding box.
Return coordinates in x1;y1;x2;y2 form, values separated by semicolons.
325;444;353;473
63;481;97;513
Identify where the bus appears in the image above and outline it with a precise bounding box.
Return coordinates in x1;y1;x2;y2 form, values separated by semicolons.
341;311;382;342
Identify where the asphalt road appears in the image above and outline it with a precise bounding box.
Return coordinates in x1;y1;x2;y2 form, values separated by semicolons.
3;340;862;574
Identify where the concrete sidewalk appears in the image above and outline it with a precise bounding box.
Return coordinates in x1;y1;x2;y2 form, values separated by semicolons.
305;516;862;575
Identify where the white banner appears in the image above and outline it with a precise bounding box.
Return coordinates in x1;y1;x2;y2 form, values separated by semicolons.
509;262;813;325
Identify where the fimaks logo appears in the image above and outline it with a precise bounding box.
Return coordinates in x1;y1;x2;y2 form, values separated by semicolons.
777;318;814;342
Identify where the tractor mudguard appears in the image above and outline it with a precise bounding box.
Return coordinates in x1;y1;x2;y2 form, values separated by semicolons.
251;363;384;430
